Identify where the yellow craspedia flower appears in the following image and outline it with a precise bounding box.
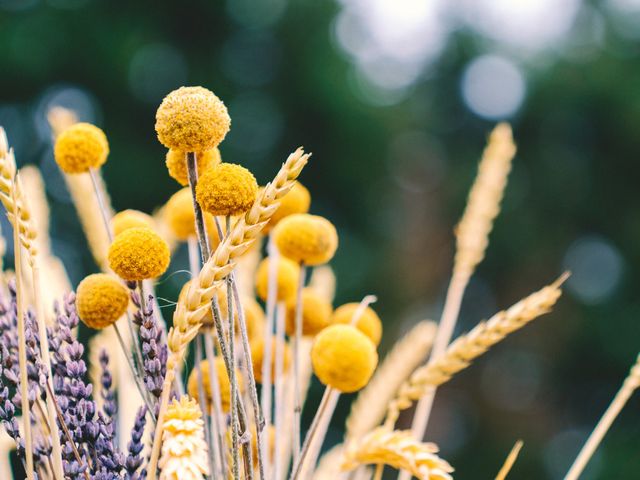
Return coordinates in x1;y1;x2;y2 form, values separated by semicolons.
255;256;300;302
164;188;220;245
54;122;109;174
264;182;311;233
285;288;332;336
331;303;383;346
251;336;291;384
165;147;221;186
111;209;155;236
107;227;170;281
76;274;129;329
155;86;230;151
311;324;378;393
187;358;244;413
273;213;338;266
195;163;258;217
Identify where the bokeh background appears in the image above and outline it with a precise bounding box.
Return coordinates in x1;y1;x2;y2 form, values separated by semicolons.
1;0;640;478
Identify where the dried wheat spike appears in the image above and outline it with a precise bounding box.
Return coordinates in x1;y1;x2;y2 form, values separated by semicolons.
341;428;453;480
454;123;516;279
385;274;566;427
346;321;437;442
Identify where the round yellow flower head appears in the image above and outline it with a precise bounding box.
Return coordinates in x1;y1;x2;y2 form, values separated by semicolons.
54;122;109;174
311;324;378;393
164;187;220;245
196;163;258;217
264;182;311;233
250;336;291;384
331;303;383;346
165;147;221;186
187;358;244;412
155;86;231;151
76;273;129;329
285;288;332;336
255;256;300;302
273;214;338;266
111;209;155;237
108;227;170;281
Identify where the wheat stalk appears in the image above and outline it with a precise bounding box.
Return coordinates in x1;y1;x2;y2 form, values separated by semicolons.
565;353;640;480
386;274;566;428
341;428;453;480
345;321;437;442
147;148;309;480
495;440;523;480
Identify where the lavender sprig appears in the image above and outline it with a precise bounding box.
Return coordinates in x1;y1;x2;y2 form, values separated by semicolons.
125;406;148;480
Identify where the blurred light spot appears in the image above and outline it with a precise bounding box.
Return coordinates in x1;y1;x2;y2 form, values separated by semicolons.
605;0;640;38
481;350;542;411
458;0;581;50
608;0;640;11
34;85;100;143
561;6;606;62
544;428;602;479
225;92;283;156
129;44;188;104
0;106;27;156
388;131;445;194
563;235;623;304
461;55;526;119
221;32;281;87
39;151;71;204
226;0;286;29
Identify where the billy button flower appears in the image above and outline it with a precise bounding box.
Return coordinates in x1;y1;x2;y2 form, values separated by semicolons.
155;86;231;152
107;227;170;281
164;188;221;247
186;358;244;413
263;181;311;233
195;163;258;217
285;288;333;336
111;209;154;236
54;122;109;174
273;213;338;266
250;336;292;384
311;324;378;393
331;303;383;346
76;274;129;329
255;256;300;302
165;147;221;186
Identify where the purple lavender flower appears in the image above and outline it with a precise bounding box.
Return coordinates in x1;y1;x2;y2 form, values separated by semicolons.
125;406;147;479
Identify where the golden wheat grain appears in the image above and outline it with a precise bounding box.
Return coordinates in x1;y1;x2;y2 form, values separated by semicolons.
386;274;565;427
495;440;523;480
341;428;453;480
345;321;437;442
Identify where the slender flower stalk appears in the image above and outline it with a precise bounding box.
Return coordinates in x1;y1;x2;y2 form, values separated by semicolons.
292;263;306;463
495;440;523;480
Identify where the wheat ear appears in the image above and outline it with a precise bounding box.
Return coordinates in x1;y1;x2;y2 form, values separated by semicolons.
495;440;523;480
565;353;640;480
345;321;437;442
341;428;453;480
147;148;309;480
386;274;566;428
411;123;517;441
0;127;65;480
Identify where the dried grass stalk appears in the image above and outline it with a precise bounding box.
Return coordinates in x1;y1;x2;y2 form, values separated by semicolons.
312;444;345;480
386;274;566;427
308;265;336;303
341;428;453;480
346;321;437;442
565;353;640;480
495;440;523;480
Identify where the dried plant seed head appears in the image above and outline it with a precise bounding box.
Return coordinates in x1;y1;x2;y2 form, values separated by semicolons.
165;147;221;186
54;122;109;174
108;227;170;281
263;181;311;232
273;213;338;265
155;86;230;151
311;324;378;393
255;256;300;301
111;209;155;236
250;336;292;383
195;163;258;216
164;187;219;244
332;303;383;346
285;287;333;336
186;358;243;413
76;273;129;329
